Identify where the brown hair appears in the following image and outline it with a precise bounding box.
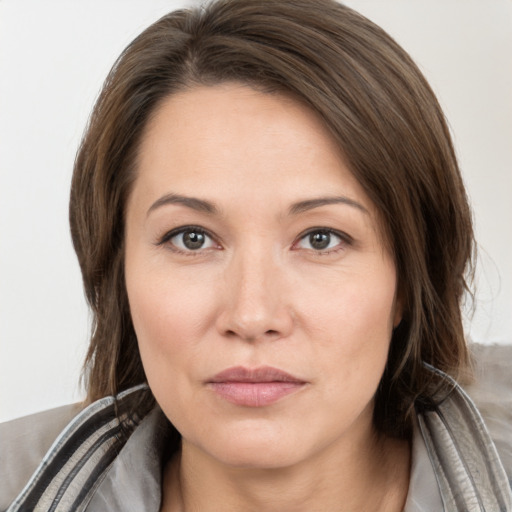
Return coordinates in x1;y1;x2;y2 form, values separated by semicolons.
70;0;475;438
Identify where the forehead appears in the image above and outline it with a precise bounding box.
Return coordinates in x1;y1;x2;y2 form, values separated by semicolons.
136;83;365;200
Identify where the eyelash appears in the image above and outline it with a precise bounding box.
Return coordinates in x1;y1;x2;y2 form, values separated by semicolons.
292;227;353;255
156;226;352;256
156;225;218;256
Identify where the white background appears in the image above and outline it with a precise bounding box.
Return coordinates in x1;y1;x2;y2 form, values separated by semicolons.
1;0;511;423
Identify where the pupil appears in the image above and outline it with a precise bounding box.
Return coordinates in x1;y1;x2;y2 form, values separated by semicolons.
183;231;205;250
310;232;330;250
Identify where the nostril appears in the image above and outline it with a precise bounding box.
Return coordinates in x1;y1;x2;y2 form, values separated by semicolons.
223;329;280;341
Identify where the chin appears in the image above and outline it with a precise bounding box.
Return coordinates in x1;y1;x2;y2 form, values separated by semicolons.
214;442;304;470
186;418;308;469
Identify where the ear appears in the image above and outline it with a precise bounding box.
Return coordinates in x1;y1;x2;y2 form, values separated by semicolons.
392;293;403;329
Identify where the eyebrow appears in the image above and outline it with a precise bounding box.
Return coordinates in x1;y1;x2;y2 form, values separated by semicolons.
147;193;219;217
147;193;368;217
289;196;368;215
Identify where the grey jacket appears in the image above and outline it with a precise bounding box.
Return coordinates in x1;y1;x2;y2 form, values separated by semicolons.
1;344;512;511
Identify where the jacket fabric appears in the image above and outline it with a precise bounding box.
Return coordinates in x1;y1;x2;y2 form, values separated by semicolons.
1;344;512;511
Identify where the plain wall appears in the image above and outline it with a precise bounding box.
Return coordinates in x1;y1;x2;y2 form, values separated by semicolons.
1;0;511;423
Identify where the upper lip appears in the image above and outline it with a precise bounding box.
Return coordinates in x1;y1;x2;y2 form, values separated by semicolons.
208;366;305;383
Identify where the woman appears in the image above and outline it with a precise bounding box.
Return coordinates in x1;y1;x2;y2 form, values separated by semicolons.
1;1;511;510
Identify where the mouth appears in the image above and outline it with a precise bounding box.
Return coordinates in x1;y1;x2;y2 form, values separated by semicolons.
206;366;307;407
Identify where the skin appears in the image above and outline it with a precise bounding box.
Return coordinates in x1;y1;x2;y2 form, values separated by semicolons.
125;83;410;511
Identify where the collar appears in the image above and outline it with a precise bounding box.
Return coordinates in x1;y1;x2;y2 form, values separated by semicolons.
84;406;170;512
8;368;512;512
414;364;512;511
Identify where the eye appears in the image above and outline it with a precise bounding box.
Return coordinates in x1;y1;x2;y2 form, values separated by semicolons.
294;228;349;252
160;226;218;252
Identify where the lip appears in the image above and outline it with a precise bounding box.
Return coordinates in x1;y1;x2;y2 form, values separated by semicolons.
206;366;307;407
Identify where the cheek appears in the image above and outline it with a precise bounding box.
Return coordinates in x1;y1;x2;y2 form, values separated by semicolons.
125;261;226;444
300;262;397;381
125;256;218;382
302;262;396;335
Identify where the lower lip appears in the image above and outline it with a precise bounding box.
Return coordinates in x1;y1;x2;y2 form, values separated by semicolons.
208;382;305;407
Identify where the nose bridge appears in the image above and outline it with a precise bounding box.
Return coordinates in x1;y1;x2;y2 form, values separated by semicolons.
237;245;272;306
218;238;290;340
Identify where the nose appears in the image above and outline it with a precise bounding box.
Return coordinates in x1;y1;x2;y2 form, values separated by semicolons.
215;247;294;342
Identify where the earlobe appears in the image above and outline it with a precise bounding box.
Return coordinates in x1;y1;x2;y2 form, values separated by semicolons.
393;310;402;329
392;295;403;329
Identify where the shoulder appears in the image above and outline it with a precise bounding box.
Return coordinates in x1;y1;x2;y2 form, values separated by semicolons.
0;403;82;511
464;343;512;480
1;385;152;511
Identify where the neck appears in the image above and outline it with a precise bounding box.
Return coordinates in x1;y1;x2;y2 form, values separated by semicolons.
161;423;410;512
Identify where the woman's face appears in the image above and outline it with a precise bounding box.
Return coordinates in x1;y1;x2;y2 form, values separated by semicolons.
125;84;401;469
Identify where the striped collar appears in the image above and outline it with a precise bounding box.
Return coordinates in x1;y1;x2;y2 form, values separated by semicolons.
7;371;512;511
6;384;160;512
